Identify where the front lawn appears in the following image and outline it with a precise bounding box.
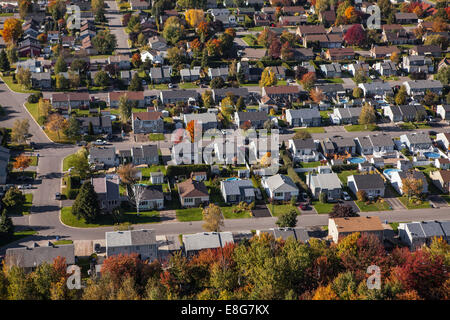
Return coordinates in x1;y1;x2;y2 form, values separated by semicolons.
325;78;344;84
149;133;165;141
398;197;431;210
220;206;252;219
344;124;378;132
312;201;336;214
63;153;79;171
268;204;300;217
179;82;199;89
299;161;321;168
0;229;38;247
294;127;326;134
355;200;392;212
176;207;203;222
24;102;42;124
399;122;431;130
1;76;40;94
53;240;74;245
61;207;160;228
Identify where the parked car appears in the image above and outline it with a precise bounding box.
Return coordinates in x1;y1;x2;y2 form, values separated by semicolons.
94;243;102;253
93;139;106;145
19;184;32;190
168;83;174;88
55;192;62;200
342;191;351;201
299;203;308;210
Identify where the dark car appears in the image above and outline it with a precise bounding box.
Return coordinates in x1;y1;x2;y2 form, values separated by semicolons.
299;203;308;210
94;243;102;253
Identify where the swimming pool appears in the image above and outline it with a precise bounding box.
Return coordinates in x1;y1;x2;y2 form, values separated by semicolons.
225;177;241;181
348;157;365;164
424;152;440;159
384;169;401;177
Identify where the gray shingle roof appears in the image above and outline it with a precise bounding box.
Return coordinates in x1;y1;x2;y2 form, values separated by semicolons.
106;229;156;247
183;232;234;252
5;244;75;268
221;179;254;196
263;174;298;192
236;111;268;122
291;138;316;150
351;174;385;189
287;108;320;120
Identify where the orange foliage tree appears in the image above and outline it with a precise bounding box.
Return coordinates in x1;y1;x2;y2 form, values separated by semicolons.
1;18;23;44
13;154;32;174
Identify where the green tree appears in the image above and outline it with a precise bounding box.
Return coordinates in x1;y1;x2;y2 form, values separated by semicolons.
2;187;25;211
67;149;91;179
395;85;407;105
0;50;10;72
210;77;225;89
119;94;132;125
16;66;31;89
64;117;81;141
0;208;14;239
7;266;35;300
11;118;29;144
92;30;117;54
163;16;185;45
94;70;109;87
435;66;450;86
276;209;298;228
201;90;213;108
54;55;68;74
236;96;245;111
72;181;101;223
6;43;18;64
55;74;69;90
128;73;143;91
352;87;363;99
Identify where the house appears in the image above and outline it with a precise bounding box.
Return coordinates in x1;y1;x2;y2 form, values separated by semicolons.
279;15;307;26
320;63;342;78
183;232;234;257
354;134;395;156
374;61;397;77
18;37;41;57
438;57;450;72
397;159;413;171
207;8;236;26
148;35;168;51
436;132;450;150
292;48;315;62
399;221;450;250
381;24;416;45
92;175;121;212
325;48;355;61
234;111;268;129
31;72;51;89
384;105;427;123
108;55;131;70
358;82;392;97
347;174;385;198
208;67;229;81
177;178;209;207
395;12;418;24
140;50;163;65
322;136;356;155
436;105;450;121
220;179;256;203
306;172;342;201
78;116;112;135
262;174;299;201
429;170;450;193
328;216;384;243
402;55;434;74
319;10;336;26
120;70;137;86
400;132;433;153
130;145;159;165
253;12;271;26
149;66;172;83
109;91;145;108
5;243;75;273
390;170;429;195
180;67;201;82
0;146;10;184
183;113;218;131
51;93;90;110
296;25;327;37
410;45;442;57
285;109;321;127
358;162;374;173
209;141;246;165
331;107;362;125
150;172;164;184
261;85;301;103
106;229;158;261
317;84;346;100
138;185;165;210
256;227;310;242
88;147;117;167
171;142;201;165
241;48;267;61
288;138;319;163
349;62;370;77
160;90;199;105
212;88;249;104
303;33;342;49
132;111;164;134
130;0;150;10
370;45;401;59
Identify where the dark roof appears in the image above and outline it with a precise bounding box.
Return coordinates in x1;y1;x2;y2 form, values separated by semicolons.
351;174;385;189
236;111;268;122
178;178;208;198
142;185;164;200
292;138;316;150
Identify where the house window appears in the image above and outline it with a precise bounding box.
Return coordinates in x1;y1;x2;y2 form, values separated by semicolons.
185;198;193;203
275;192;283;197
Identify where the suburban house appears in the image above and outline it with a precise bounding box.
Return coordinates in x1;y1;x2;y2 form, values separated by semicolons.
374;61;398;77
130;145;159;165
183;113;218;131
402;55;434;74
435;158;450;170
358;82;393;97
429;170;450;193
296;25;327;37
183;232;234;257
331;107;362;125
141;50;163;65
320;63;342;78
322;136;356;155
149;66;172;83
262;174;299;201
108;55;131;70
78;116;113;135
384;105;427;123
5;243;75;273
436;105;450;120
106;229;158;261
354;134;395;157
325;48;355;61
180;67;201;82
148;35;168;51
370;45;400;58
349;62;370;77
132;111;164;134
306;172;342;201
400;132;433;153
160;90;199;105
256;227;310;242
410;45;442;57
390;170;429;195
347;174;385;198
109;91;145;108
212;88;249;103
292;48;315;61
395;12;418;24
403;80;443;97
234;111;268;129
328;216;384;243
171;142;201;165
262;85;301;103
220;179;256;203
51;92;90;111
150;172;164;184
285;109;321;127
130;0;150;10
436;132;450;150
177;178;209;207
288;138;319;163
208;67;229;81
398;220;450;250
31;72;51;89
138;185;165;210
92;175;121;212
88;147;118;167
207;8;236;26
303;33;342;49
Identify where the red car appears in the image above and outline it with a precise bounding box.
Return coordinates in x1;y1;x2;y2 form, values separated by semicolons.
299;203;308;210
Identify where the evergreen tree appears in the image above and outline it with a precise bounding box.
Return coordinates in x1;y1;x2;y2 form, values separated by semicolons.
0;50;10;72
54;54;68;74
275;209;298;228
64;117;81;140
0;209;14;239
72;181;101;223
128;73;143;91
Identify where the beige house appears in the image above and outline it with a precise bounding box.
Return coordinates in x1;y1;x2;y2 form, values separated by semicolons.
328;216;384;243
429;170;450;193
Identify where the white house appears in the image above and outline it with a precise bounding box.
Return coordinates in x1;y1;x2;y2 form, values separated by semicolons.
262;174;299;201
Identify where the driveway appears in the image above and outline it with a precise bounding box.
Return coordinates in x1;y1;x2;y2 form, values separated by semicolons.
252;204;272;218
428;195;449;208
385;197;405;210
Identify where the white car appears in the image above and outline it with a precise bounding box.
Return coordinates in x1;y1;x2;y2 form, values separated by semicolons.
342;191;351;201
93;139;106;145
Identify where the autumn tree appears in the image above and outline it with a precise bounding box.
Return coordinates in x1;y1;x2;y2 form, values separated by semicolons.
202;90;213;108
186;120;196;142
16;67;32;90
259;67;277;87
390;51;400;64
310;88;324;103
401;176;423;200
202;203;224;232
395;85;408;105
163;16;185;45
46;113;68;140
257;28;275;48
117;163;139;185
358;103;376;128
1;18;23;44
352;87;363;98
13;154;32;176
300;72;316;92
11;119;29;144
185;9;204;28
329;204;359;218
356;190;367;202
269;38;282;59
343;24;366;46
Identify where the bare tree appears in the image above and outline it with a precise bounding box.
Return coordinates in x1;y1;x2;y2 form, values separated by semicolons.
129;183;146;216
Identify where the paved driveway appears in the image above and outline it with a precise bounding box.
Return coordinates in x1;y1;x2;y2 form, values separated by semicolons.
252;204;272;218
428;195;449;208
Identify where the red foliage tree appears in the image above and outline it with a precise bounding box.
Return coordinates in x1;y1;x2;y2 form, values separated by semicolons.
269;38;282;59
343;24;366;46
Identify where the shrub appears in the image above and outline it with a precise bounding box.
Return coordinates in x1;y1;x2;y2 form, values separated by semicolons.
319;192;328;204
357;190;367;202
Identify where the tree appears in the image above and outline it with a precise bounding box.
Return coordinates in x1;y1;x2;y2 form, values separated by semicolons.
129;73;143;91
131;53;141;68
202;90;214;108
310;88;324;103
315;0;330;13
2;187;25;211
0;209;14;240
38;98;52;120
210;77;225;89
64;117;81;141
0;50;10;72
276;209;298;228
6;43;18;64
129;184;146;216
260;152;272;167
356;190;367;202
319;192;328;204
401;176;423;200
163;16;185;45
329;204;359;218
185;9;205;28
117;164;139;185
424;34;448;50
46;113;68;140
196;21;209;43
300;72;316;92
71;59;88;74
55;74;69;90
269;38;282;59
359;103;376;128
94;70;109;87
186;120;196;143
18;0;32;19
343;24;366;46
167;46;185;70
236;97;245;111
0;18;23;43
422;91;439;107
390;51;400;64
54;55;68;74
352;87;363;99
293;130;311;139
395;85;407;105
11;119;29;144
435;66;450;86
257;28;275;48
92;30;117;54
119;94;132;125
354;70;367;84
202;203;223;232
67;148;91;179
13;154;32;175
259;67;277;87
72;181;101;223
16;67;31;90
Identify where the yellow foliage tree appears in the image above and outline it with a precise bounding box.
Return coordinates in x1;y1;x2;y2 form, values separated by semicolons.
185;9;205;28
0;18;23;44
312;284;339;300
259;67;277;87
260;152;272;167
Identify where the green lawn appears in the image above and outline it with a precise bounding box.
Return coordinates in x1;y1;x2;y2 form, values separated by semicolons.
355;200;392;212
241;35;259;46
249;26;264;31
268;204;300;217
176;207;203;222
344;124;378;132
149;133;165;141
0;229;38;247
139;165;167;180
241;82;260;87
399;122;431;130
63;153;79;171
337;170;359;186
294;127;326;134
61;207;160;228
441;195;450;204
24;102;43;124
398;197;431;210
0;76;40;94
299;161;321;168
53;240;74;245
320;111;330;119
149;84;169;90
325;78;344;84
220;206;252;219
179;82;199;89
312;201;336;214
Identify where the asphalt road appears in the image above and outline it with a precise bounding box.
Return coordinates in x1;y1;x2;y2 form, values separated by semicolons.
106;0;131;56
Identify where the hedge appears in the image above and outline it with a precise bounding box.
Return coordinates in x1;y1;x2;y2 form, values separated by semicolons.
166;164;211;178
331;164;358;172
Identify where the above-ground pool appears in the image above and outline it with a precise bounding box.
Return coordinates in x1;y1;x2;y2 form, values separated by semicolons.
384;169;401;177
424;152;440;159
348;157;365;164
225;177;241;181
109;115;117;121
